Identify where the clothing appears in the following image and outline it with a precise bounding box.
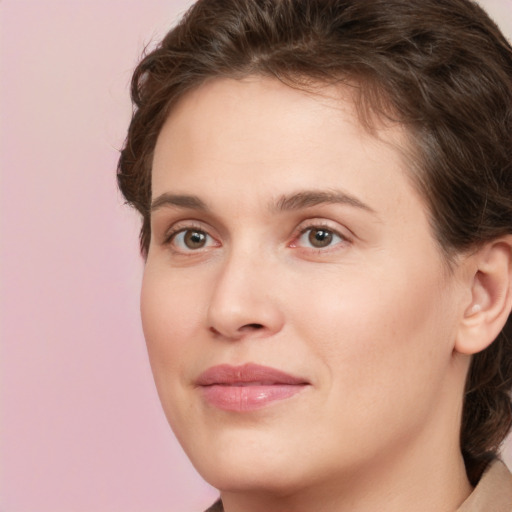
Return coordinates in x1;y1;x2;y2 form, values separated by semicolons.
204;460;512;512
457;460;512;512
204;500;224;512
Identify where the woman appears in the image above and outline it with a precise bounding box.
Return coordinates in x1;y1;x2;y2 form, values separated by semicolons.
117;0;512;510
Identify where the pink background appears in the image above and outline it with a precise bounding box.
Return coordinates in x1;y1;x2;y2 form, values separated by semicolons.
1;1;511;511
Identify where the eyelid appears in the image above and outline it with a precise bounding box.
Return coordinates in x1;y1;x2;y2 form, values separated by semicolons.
163;221;221;249
289;220;353;250
164;221;200;242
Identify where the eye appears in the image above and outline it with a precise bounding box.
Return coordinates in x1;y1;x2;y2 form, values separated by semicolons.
295;226;346;249
168;228;217;251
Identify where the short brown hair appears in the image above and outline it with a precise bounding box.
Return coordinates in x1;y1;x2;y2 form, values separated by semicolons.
117;0;512;484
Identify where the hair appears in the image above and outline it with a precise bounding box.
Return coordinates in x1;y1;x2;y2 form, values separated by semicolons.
117;0;512;484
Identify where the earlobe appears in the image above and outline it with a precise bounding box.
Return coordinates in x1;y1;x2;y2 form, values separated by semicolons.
455;237;512;355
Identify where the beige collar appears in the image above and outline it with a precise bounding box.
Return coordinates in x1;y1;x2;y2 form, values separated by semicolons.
457;460;512;512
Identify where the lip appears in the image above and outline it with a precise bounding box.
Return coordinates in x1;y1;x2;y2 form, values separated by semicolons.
196;363;310;412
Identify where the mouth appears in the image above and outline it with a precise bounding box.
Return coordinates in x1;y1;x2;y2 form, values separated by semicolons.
195;363;310;412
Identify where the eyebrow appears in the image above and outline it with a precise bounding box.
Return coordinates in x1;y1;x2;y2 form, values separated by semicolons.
272;190;376;214
150;189;376;215
151;193;209;212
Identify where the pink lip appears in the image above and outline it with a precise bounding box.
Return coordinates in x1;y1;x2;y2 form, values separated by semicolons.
196;363;309;412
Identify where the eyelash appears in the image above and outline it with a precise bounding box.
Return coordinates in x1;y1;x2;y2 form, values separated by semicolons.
163;221;350;254
290;223;350;252
164;223;218;252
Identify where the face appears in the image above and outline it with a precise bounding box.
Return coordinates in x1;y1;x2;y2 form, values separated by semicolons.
142;77;469;494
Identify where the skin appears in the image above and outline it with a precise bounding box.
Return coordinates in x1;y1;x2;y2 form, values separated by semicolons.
142;76;478;512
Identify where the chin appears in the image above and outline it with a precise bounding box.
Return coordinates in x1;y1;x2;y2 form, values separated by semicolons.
197;455;308;495
181;429;314;494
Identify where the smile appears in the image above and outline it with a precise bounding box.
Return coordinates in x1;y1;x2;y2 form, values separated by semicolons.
196;363;310;412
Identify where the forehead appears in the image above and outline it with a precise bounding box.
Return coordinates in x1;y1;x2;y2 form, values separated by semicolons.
151;76;433;235
152;75;413;191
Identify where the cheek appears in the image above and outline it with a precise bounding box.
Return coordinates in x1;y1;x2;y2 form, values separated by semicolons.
282;263;458;456
291;260;456;401
140;266;204;383
139;264;216;439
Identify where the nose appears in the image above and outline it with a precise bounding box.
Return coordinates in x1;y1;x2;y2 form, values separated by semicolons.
206;251;285;341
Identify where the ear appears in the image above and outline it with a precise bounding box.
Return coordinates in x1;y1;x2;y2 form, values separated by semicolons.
455;236;512;355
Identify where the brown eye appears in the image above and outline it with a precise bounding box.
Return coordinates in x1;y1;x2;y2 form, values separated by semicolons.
183;230;207;249
294;226;345;250
169;228;215;251
308;228;334;248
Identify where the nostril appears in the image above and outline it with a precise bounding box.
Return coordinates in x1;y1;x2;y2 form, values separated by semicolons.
208;323;266;339
241;323;264;331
